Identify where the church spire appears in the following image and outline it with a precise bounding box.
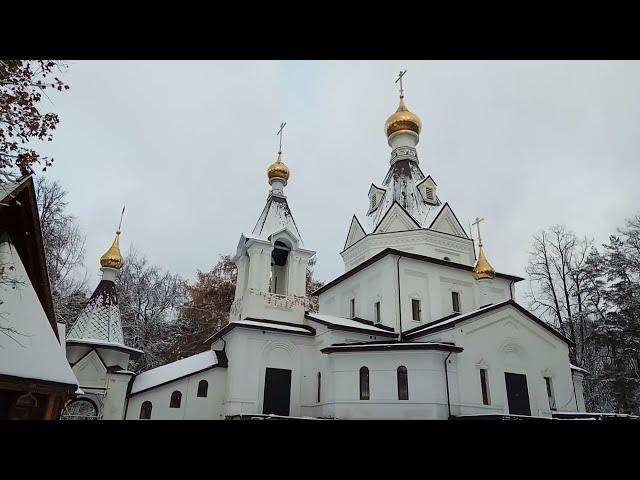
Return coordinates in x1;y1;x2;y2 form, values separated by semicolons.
472;217;496;281
67;210;127;345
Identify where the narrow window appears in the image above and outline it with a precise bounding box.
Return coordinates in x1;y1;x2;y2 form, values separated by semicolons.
412;299;421;322
397;366;409;400
370;195;376;210
425;187;434;202
374;301;381;323
170;390;182;408
545;377;556;411
350;298;356;318
317;372;321;403
197;380;208;398
479;369;490;405
452;291;460;313
140;401;152;419
359;367;370;400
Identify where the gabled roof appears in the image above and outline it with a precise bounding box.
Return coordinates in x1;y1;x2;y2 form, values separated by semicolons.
427;202;469;239
314;248;524;296
305;313;398;337
130;349;226;395
373;200;422;234
403;299;574;346
0;175;57;336
343;215;367;251
0;234;78;389
203;317;316;344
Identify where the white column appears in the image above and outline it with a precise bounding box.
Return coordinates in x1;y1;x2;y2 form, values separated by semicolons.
247;243;273;293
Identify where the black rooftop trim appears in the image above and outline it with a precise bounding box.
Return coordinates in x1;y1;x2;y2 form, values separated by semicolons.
313;248;524;296
321;341;463;354
304;313;398;338
203;317;316;344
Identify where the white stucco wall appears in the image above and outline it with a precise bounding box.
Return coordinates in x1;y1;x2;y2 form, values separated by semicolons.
125;367;227;420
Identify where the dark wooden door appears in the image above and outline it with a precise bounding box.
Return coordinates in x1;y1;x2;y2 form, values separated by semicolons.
263;368;292;416
504;372;531;416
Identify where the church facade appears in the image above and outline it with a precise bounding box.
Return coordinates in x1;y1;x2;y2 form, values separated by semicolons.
62;86;587;420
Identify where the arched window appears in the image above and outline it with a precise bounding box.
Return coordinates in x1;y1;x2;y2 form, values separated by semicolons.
397;366;409;400
197;380;208;398
317;372;321;403
359;367;370;400
139;401;152;419
170;391;182;408
270;240;291;295
61;398;99;420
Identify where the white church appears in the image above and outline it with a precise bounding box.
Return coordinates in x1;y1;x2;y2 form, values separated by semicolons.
59;81;589;420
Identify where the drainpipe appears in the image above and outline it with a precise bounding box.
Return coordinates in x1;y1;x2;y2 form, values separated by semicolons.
509;279;515;301
444;351;453;418
571;371;579;411
396;255;403;341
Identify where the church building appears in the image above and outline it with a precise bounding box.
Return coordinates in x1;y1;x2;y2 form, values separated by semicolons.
62;79;588;420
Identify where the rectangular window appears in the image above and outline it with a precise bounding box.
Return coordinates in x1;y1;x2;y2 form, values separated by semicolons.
350;298;356;318
545;377;556;411
452;291;460;313
480;369;490;405
374;301;381;323
411;299;421;322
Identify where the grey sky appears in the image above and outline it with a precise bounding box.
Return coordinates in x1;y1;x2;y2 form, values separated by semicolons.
40;61;640;297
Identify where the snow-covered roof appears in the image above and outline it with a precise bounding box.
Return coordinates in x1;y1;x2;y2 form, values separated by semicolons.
0;177;27;202
0;235;78;388
404;303;502;338
252;193;303;246
65;337;143;355
67;276;125;345
130;349;221;395
321;341;463;354
305;313;398;337
570;364;590;375
235;319;313;334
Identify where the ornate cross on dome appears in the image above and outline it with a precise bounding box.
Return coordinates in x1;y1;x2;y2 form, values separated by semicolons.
472;216;485;246
277;122;286;154
395;70;407;98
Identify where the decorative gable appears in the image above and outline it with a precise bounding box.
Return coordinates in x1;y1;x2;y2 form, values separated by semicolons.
374;202;421;234
73;350;108;388
428;203;469;238
367;184;386;214
344;215;367;250
416;176;438;205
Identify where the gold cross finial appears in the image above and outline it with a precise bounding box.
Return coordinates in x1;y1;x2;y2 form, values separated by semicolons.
276;122;286;155
395;70;407;99
472;216;485;246
117;205;125;235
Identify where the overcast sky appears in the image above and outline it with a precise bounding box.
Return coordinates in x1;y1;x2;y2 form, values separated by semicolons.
39;61;640;296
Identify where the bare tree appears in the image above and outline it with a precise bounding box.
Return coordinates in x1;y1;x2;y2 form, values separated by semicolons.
526;225;594;365
35;177;88;327
116;248;187;372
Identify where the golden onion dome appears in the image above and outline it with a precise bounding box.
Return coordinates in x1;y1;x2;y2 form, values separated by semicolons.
385;97;422;138
100;231;124;270
473;246;495;281
267;152;290;182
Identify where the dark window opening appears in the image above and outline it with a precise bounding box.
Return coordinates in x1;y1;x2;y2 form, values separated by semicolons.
270;240;290;295
480;369;490;405
197;380;208;398
359;367;370;400
140;401;152;419
545;377;556;411
350;298;356;318
374;301;381;323
412;299;421;322
317;372;321;403
170;391;182;408
452;291;460;313
397;366;409;400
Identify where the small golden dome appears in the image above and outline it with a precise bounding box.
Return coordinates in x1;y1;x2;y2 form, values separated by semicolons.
267;152;290;182
385;97;422;138
473;246;495;280
100;232;124;270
